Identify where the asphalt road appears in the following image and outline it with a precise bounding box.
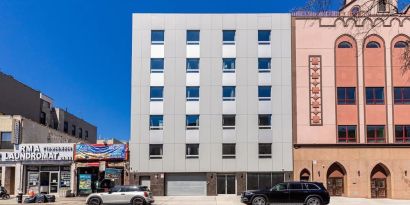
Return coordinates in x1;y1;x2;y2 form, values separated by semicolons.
0;196;409;205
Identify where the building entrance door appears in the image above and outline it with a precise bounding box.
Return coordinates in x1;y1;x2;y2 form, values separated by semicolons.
371;179;387;198
217;174;235;195
327;177;343;196
49;172;59;194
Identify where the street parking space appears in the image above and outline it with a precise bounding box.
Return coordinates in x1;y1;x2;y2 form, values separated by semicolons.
0;196;410;205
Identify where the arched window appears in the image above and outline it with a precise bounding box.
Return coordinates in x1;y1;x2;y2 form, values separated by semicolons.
394;41;408;48
338;41;353;48
366;41;381;48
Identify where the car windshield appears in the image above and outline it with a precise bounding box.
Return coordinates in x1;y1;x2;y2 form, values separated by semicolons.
272;183;287;191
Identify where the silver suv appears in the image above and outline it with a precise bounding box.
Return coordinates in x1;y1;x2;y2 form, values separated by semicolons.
86;185;154;205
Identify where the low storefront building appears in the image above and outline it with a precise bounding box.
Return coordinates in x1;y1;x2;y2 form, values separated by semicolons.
0;143;75;196
74;143;128;195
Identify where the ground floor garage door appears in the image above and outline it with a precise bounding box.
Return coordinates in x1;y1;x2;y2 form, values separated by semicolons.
165;173;207;196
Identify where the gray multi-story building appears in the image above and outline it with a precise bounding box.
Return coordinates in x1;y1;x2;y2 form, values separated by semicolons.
0;71;97;142
130;14;293;196
0;71;97;195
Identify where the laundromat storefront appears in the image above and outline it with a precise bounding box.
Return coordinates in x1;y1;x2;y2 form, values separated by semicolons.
74;144;128;195
1;143;74;195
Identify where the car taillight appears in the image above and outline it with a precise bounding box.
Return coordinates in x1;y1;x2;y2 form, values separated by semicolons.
144;191;148;197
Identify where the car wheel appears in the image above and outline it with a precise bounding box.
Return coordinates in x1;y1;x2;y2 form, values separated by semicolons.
252;196;266;205
306;197;322;205
88;197;101;205
132;197;145;205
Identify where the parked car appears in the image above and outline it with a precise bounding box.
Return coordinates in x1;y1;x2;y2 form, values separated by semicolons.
241;181;330;205
86;185;154;205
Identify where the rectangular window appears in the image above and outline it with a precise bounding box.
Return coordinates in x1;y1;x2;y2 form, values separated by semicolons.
187;30;200;45
186;86;200;101
395;125;410;143
79;128;83;139
151;30;164;44
186;115;200;130
186;144;199;158
150;58;164;73
337;87;356;105
149;144;163;159
0;132;13;149
367;125;385;143
40;112;46;125
259;115;272;129
222;115;236;129
394;87;410;104
63;121;68;133
222;144;236;159
258;86;271;101
223;86;236;101
222;58;236;73
71;125;76;136
223;30;236;44
150;86;164;101
366;87;384;105
378;0;387;12
337;125;357;143
85;131;89;140
258;30;271;45
186;58;200;73
258;143;272;158
150;115;164;130
258;58;271;73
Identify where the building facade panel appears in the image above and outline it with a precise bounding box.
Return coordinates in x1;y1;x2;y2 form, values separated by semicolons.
294;0;410;199
131;13;293;196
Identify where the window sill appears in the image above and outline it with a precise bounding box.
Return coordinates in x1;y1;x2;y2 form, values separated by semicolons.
258;127;272;130
150;127;164;131
222;156;236;159
149;156;163;159
186;156;199;159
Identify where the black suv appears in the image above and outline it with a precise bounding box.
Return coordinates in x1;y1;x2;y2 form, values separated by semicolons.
241;182;330;205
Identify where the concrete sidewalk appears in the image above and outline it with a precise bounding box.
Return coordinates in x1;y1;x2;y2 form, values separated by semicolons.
0;196;409;205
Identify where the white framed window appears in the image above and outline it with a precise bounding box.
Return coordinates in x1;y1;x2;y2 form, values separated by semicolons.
222;115;236;130
222;143;236;159
150;86;164;101
187;30;200;45
150;115;164;130
151;30;164;45
149;144;163;159
258;86;271;101
186;86;200;101
186;144;199;159
223;30;236;45
186;58;200;73
259;114;272;129
222;58;236;73
223;86;236;101
258;58;271;73
186;115;200;130
258;30;271;45
258;143;272;158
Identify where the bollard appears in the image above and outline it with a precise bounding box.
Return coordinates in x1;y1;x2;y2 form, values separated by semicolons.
17;192;23;203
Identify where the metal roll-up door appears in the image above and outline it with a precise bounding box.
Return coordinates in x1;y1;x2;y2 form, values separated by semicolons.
165;174;207;196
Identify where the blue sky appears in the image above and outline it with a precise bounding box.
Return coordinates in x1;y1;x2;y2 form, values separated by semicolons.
0;0;342;141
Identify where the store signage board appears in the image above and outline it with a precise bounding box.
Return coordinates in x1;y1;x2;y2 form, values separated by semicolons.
0;144;74;161
75;144;127;161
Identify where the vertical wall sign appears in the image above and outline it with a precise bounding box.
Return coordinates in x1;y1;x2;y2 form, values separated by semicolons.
309;56;323;126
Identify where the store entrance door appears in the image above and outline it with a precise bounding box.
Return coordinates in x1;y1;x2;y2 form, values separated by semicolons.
49;172;59;194
217;174;236;195
40;172;59;194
